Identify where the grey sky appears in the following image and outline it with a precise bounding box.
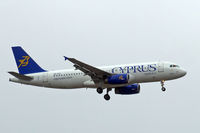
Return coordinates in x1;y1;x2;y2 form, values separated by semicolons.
0;0;200;132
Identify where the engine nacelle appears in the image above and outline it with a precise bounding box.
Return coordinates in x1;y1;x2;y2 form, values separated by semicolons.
105;74;129;84
115;83;140;95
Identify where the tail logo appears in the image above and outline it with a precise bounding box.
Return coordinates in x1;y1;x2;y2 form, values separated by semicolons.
18;56;30;68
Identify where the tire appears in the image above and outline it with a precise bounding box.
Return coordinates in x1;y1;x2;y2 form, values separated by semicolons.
104;94;110;101
162;87;166;91
97;88;103;94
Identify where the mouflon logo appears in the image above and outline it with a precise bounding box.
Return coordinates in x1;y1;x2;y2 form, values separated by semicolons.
18;56;30;68
119;75;125;80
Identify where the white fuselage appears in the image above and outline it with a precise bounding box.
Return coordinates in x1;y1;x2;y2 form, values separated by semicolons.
9;61;186;89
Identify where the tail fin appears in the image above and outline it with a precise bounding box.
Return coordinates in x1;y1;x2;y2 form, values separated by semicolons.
12;46;46;74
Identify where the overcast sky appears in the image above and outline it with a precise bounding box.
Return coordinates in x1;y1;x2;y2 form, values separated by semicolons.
0;0;200;133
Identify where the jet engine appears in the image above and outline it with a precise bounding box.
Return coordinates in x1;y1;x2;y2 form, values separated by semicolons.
105;74;135;85
115;83;140;95
105;74;129;84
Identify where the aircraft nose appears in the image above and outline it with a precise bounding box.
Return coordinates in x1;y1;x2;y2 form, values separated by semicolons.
180;69;187;77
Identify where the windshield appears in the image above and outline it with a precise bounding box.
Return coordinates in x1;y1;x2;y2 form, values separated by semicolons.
170;64;180;68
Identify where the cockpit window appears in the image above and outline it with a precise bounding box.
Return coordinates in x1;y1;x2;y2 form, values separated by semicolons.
170;64;180;68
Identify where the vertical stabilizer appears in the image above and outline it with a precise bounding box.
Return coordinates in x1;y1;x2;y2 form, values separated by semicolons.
12;46;46;74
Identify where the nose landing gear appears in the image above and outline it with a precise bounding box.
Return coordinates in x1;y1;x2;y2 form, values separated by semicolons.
161;80;166;91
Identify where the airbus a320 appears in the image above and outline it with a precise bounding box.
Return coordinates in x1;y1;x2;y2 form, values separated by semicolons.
9;46;187;101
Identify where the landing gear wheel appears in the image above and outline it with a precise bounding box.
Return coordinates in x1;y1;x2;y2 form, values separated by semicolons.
161;80;166;92
162;87;166;92
104;94;110;101
97;88;103;94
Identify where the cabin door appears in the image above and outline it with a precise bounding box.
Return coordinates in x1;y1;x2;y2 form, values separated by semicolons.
158;62;164;72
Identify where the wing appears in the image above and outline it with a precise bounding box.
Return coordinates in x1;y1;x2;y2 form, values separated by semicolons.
64;56;112;80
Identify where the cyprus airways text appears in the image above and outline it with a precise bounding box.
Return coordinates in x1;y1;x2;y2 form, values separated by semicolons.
112;64;157;74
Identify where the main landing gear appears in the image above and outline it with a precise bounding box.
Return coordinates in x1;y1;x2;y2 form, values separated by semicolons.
161;80;166;91
104;88;112;101
97;87;103;94
96;88;112;101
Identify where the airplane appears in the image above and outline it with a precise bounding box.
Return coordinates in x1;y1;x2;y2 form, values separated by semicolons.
9;46;187;101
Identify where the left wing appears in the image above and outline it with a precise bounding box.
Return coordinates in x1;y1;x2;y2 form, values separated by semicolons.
64;56;112;80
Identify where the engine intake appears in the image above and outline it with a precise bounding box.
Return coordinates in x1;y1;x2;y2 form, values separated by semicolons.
115;83;140;95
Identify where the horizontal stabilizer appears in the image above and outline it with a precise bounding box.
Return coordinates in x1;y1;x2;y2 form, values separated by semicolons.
8;71;33;81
